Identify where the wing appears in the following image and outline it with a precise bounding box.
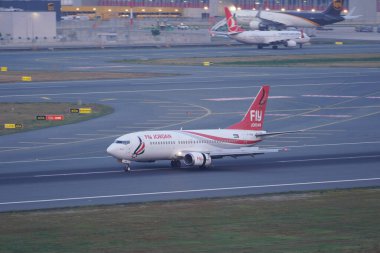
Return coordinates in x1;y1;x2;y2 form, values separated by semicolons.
210;146;281;159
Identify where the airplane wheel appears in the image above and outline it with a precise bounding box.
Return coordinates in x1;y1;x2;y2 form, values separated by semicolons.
170;160;181;168
272;45;278;49
124;164;131;172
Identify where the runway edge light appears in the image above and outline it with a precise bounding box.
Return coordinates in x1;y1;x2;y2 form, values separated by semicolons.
1;66;7;72
335;41;344;45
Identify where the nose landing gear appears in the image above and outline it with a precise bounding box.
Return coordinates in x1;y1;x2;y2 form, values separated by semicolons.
121;159;131;172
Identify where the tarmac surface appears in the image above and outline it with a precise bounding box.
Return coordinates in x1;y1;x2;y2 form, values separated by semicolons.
0;44;380;212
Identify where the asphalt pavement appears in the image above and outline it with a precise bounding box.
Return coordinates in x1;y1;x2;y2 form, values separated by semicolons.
0;44;379;211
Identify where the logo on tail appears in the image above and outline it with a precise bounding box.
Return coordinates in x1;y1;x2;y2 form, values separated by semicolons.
333;0;343;10
227;85;270;131
224;7;244;33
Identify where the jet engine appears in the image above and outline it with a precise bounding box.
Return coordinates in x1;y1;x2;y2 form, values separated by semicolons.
284;40;297;47
249;20;267;30
184;152;211;167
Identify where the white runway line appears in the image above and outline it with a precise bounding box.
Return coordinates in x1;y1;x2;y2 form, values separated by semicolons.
203;96;294;101
302;95;358;98
19;141;67;145
0;156;110;165
34;170;122;178
0;81;377;98
285;140;380;148
277;155;380;163
1;178;379;206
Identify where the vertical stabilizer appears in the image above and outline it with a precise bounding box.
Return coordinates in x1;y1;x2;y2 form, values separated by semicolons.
323;0;344;17
224;7;245;33
227;86;270;131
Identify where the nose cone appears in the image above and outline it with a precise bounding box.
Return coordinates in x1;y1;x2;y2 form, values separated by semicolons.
107;143;124;159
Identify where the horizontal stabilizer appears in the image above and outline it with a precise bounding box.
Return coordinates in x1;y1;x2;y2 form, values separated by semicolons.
256;130;303;138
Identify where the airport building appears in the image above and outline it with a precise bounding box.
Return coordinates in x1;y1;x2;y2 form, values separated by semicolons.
0;0;378;22
0;12;56;43
61;0;379;22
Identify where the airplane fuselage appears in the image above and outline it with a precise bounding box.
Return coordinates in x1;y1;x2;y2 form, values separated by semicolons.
107;129;265;162
236;10;345;28
230;30;306;45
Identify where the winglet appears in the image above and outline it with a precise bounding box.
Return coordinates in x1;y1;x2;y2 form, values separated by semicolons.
224;7;244;33
227;86;270;131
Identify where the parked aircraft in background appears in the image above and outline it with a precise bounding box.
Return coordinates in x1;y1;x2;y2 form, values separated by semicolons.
212;0;359;32
107;86;298;171
223;7;310;49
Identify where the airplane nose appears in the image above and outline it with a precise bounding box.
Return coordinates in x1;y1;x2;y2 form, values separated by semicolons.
107;143;121;158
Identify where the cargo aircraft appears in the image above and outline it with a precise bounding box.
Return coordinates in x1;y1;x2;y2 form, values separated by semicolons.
212;0;359;32
223;7;310;49
107;86;298;171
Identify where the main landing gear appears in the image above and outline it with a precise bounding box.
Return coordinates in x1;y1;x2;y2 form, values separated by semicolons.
170;160;181;168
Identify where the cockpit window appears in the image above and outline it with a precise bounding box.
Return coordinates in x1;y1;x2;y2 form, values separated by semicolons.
115;140;130;145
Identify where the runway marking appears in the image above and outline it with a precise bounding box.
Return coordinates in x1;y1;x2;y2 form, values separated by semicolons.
302;95;358;98
267;113;291;116
99;98;117;101
0;81;377;98
202;96;293;102
268;136;316;139
264;140;299;143
19;141;67;145
268;113;351;118
96;130;124;133
34;170;122;178
115;126;153;129
302;114;352;118
303;110;380;131
48;137;84;140
367;96;380;99
277;154;380;163
0;156;110;165
1;178;379;206
285;140;380;148
40;97;51;100
76;133;110;136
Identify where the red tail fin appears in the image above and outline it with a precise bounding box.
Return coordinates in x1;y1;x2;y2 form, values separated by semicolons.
227;86;270;131
224;7;244;33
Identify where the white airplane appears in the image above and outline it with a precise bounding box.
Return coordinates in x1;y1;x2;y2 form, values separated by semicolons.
212;0;359;31
223;7;310;49
107;86;298;171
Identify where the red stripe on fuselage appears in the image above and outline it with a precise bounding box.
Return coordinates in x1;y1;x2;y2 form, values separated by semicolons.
184;131;259;145
136;142;145;155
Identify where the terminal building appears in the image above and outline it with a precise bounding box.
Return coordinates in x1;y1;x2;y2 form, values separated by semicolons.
0;0;379;22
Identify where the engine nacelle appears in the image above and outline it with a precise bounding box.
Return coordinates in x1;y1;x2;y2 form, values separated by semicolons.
249;20;265;30
184;152;212;167
285;40;297;47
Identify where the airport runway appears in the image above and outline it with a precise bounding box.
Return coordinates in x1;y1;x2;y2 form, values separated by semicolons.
1;45;380;211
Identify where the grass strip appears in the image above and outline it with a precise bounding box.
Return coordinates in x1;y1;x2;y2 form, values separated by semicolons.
0;71;177;83
113;53;380;68
0;102;113;135
0;188;379;253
